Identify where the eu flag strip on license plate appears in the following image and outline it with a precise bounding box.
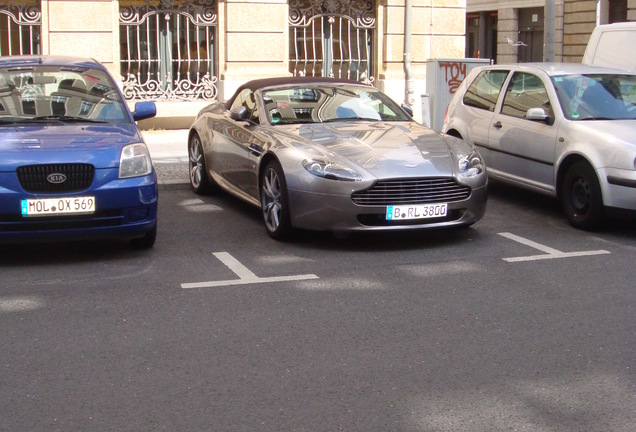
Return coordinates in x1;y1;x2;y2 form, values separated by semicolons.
386;203;447;220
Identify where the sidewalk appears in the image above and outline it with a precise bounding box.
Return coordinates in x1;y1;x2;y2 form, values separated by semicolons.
141;129;190;188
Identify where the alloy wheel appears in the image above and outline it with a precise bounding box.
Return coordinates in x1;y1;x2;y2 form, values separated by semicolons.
262;167;282;233
189;136;204;189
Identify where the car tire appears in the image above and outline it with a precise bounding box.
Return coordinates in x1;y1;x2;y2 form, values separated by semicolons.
131;225;157;249
188;132;215;195
562;161;604;230
260;160;292;240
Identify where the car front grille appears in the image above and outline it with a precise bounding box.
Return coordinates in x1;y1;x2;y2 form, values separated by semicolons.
17;164;95;193
351;178;471;206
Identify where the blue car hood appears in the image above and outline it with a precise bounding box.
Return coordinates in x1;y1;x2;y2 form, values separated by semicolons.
0;123;143;171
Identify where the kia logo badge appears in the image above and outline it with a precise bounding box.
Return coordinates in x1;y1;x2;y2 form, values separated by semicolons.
47;173;67;184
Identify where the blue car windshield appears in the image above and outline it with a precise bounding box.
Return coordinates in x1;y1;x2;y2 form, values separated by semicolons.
552;73;636;120
261;85;411;125
0;65;128;125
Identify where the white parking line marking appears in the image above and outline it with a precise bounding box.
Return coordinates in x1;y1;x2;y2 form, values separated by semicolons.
0;296;45;313
179;198;223;212
214;251;257;279
498;232;610;262
181;252;319;289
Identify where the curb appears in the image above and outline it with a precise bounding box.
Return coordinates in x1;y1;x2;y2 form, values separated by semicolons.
159;181;190;191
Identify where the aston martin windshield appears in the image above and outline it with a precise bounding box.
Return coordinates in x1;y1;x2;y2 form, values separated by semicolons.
0;65;128;123
262;85;411;124
552;74;636;120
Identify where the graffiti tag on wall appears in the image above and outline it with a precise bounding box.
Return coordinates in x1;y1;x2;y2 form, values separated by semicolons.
439;62;467;94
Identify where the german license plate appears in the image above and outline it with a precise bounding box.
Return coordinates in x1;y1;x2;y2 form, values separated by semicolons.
386;203;447;220
21;196;96;217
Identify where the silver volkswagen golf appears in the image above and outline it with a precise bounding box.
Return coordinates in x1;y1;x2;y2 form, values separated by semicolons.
443;63;636;230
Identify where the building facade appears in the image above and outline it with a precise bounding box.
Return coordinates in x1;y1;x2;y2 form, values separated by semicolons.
466;0;636;65
0;0;468;127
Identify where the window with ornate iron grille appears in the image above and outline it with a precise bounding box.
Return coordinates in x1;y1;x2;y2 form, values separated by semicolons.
119;0;217;101
0;1;41;56
289;0;375;83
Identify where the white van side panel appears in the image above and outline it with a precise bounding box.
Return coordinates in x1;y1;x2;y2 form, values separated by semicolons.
582;23;636;73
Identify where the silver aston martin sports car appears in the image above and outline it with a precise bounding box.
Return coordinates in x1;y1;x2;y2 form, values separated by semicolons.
188;77;488;239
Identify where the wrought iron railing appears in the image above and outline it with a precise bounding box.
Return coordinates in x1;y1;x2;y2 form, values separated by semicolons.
0;1;41;56
289;0;375;83
119;0;218;102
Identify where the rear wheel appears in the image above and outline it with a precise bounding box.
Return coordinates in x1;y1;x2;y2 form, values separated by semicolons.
561;161;604;230
260;160;292;240
188;133;214;194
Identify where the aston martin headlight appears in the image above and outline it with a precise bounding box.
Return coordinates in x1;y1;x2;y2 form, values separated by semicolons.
458;151;484;178
302;159;362;182
119;143;152;178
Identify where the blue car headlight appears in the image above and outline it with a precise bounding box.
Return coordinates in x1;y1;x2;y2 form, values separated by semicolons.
302;159;362;182
119;143;152;178
458;151;484;178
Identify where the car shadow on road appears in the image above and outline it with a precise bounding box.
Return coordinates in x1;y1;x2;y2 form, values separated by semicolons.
0;239;151;267
195;186;488;252
198;188;485;251
294;225;485;252
487;179;636;235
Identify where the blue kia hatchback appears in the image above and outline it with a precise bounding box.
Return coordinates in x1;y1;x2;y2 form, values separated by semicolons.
0;56;158;247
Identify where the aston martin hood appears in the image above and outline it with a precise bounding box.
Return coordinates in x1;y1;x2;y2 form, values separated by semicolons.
295;121;455;178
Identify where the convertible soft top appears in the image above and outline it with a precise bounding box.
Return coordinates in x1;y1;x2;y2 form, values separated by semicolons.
225;76;367;109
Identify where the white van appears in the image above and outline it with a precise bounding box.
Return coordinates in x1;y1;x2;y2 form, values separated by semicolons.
582;22;636;72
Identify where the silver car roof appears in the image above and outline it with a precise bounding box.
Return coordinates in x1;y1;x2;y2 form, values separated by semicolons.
477;62;636;77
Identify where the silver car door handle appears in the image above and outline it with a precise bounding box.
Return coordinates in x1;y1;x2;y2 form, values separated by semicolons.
493;121;503;129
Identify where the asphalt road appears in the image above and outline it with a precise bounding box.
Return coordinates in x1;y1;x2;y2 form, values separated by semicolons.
1;183;635;432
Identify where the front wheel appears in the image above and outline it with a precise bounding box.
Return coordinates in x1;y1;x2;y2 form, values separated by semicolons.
561;161;604;230
188;133;215;195
260;160;292;240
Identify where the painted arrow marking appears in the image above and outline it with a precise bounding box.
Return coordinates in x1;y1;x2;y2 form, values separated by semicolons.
498;232;610;262
181;252;319;289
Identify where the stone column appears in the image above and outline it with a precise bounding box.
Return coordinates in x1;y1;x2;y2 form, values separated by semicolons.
497;7;519;64
44;0;118;75
562;0;596;63
628;0;636;20
218;0;290;100
379;0;465;123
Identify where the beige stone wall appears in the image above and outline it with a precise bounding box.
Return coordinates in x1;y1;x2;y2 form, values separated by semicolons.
380;0;465;120
468;0;567;63
43;0;118;75
36;0;468;125
496;7;518;64
382;0;465;74
562;0;597;62
630;0;636;21
220;0;289;99
555;1;565;61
